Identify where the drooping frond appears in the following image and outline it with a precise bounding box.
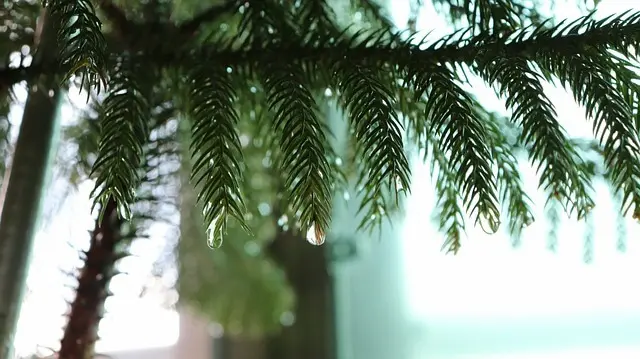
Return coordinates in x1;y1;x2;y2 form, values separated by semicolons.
536;47;640;217
186;64;248;248
428;133;467;253
476;106;535;241
476;55;595;217
261;59;334;243
334;59;411;232
90;56;149;220
9;1;640;251
44;0;107;90
408;61;500;233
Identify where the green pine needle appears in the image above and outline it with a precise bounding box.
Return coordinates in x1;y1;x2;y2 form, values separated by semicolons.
44;0;107;92
89;56;148;220
23;1;640;250
187;65;249;248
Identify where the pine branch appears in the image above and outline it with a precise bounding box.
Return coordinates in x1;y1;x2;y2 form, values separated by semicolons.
333;60;411;233
187;64;249;248
45;0;108;91
261;58;334;244
475;55;595;217
408;61;500;233
4;11;640;89
480;107;535;240
428;133;466;254
537;50;640;217
90;56;149;220
59;197;124;359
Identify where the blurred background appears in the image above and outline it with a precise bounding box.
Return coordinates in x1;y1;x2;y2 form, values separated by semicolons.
3;0;640;359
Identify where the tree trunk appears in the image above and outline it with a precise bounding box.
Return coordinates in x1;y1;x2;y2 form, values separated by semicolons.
220;231;336;359
265;230;336;359
0;10;60;358
58;198;123;359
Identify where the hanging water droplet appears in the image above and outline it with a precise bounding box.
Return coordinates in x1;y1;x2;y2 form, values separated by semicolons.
206;216;224;249
324;88;333;97
306;223;326;245
117;202;132;221
334;157;343;166
478;212;500;234
343;191;351;200
395;177;404;191
522;215;534;228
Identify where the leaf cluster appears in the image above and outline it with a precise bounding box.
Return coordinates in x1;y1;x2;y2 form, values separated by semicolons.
33;0;640;254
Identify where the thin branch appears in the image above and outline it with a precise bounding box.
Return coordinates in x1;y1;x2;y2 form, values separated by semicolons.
178;0;238;36
1;12;638;88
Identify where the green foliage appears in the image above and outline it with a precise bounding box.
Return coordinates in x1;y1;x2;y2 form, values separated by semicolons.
28;0;640;253
2;0;635;337
178;103;295;335
89;56;149;220
45;0;107;90
187;65;247;248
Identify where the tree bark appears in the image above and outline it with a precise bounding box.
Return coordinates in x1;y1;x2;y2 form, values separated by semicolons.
58;198;123;359
220;230;337;359
0;10;61;358
265;230;336;359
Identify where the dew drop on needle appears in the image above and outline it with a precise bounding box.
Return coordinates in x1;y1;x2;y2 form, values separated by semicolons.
206;223;224;249
306;223;325;246
478;211;500;235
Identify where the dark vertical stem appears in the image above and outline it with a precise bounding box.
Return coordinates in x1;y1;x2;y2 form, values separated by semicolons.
219;230;336;359
58;198;123;359
0;10;60;357
265;230;337;359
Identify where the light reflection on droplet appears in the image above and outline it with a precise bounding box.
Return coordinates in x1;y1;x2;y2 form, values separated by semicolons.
477;212;500;235
522;215;534;228
306;224;325;245
206;215;224;249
